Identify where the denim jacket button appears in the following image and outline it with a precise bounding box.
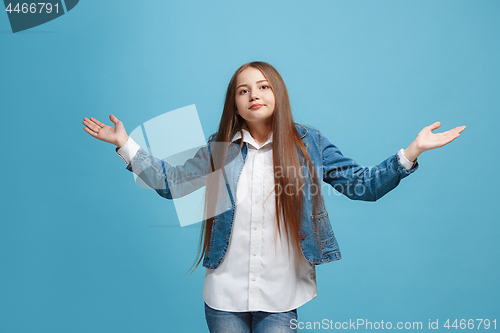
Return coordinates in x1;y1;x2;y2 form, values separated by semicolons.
301;233;306;240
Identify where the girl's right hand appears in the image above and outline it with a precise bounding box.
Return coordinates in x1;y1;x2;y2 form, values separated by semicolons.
83;114;129;148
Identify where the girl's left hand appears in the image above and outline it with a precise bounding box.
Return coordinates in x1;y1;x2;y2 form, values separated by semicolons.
415;121;466;152
404;122;466;162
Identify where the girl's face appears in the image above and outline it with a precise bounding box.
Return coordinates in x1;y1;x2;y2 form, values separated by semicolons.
235;67;275;128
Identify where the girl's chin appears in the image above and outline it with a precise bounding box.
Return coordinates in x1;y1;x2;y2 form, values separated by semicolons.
242;117;273;125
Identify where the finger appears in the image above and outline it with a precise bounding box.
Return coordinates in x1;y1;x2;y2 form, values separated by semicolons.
109;114;121;125
83;127;98;137
434;125;461;136
83;119;100;132
442;129;458;136
89;117;105;128
83;117;103;129
447;125;465;133
448;133;461;144
428;121;441;131
442;133;461;146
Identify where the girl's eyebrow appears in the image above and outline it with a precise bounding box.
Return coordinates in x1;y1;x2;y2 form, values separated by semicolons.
236;80;268;90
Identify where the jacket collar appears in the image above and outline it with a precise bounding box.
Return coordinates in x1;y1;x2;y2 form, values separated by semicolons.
295;123;308;139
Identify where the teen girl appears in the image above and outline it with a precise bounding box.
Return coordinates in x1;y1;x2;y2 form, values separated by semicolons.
83;61;466;333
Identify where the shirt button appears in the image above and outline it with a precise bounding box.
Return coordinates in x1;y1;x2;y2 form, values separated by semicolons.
254;225;259;230
255;198;260;204
258;150;262;154
253;250;258;256
252;276;257;281
255;173;260;178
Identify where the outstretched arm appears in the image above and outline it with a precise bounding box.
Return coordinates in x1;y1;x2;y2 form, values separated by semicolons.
82;114;215;200
404;122;466;162
321;122;466;201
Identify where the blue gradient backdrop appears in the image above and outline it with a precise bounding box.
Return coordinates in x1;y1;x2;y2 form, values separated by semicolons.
0;1;498;332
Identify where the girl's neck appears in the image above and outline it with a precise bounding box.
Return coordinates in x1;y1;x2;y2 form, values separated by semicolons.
243;121;272;147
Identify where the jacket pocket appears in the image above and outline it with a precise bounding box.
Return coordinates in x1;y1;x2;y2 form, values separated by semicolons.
311;211;337;250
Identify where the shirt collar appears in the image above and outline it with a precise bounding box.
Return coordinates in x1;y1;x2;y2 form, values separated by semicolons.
231;128;273;149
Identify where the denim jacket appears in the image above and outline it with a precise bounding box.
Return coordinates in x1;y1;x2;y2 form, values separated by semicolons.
125;124;418;269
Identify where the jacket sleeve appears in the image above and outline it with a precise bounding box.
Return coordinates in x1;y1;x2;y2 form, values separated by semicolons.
124;137;215;200
320;131;419;201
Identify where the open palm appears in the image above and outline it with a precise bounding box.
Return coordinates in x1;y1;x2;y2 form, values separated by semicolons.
415;121;466;152
82;114;129;147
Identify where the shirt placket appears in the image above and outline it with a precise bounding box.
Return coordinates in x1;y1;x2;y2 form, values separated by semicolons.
248;146;265;310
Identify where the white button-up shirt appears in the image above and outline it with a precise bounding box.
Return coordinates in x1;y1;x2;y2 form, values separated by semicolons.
202;129;318;313
115;129;416;313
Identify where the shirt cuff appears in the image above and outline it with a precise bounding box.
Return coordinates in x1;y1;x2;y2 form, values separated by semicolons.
116;137;141;164
396;148;417;171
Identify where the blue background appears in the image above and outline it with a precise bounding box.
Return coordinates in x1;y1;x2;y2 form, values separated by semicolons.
1;1;498;332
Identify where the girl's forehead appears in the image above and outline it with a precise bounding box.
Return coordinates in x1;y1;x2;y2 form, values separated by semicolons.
236;67;267;85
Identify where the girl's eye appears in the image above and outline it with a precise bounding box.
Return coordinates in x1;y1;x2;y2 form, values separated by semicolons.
238;85;269;95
